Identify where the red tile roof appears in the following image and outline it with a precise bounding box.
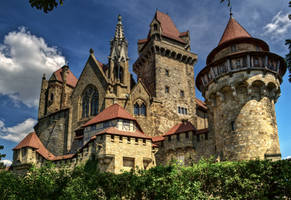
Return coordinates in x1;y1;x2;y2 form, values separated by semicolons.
196;128;208;134
152;135;165;142
14;132;75;161
13;132;55;160
155;11;186;44
53;66;78;87
82;104;136;127
96;127;150;139
218;15;251;46
164;121;196;136
195;98;207;110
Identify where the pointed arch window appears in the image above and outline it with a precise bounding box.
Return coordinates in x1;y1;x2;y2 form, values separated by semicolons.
82;86;99;118
91;91;99;116
133;101;146;116
114;64;124;83
134;103;139;115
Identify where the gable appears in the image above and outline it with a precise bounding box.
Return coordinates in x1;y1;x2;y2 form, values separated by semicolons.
72;54;108;99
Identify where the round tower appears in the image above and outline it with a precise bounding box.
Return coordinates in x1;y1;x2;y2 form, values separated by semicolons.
196;14;287;161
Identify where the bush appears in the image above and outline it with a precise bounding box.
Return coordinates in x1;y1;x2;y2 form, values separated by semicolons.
0;160;290;200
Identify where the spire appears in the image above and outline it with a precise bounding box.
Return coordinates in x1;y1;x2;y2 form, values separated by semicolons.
114;14;124;40
109;15;129;61
218;15;252;45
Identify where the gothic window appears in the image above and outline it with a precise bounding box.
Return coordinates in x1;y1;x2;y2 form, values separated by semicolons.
140;103;146;116
82;93;89;118
134;101;146;116
134;103;139;115
114;64;124;83
91;92;99;116
81;86;99;118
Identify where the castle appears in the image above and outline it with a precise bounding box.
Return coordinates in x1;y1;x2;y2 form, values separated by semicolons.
11;11;286;174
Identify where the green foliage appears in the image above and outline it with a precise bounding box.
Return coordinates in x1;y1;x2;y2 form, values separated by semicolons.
29;0;64;13
287;1;291;82
0;145;6;169
0;159;290;199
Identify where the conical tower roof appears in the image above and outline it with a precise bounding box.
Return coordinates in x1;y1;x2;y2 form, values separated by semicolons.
114;15;125;40
218;15;252;45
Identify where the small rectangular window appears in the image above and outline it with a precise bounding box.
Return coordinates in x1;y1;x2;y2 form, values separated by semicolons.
165;69;169;76
180;90;184;98
143;139;146;144
165;86;169;93
119;136;123;141
135;138;138;143
205;133;208;140
185;132;189;139
111;135;114;140
196;135;200;142
178;107;181;114
168;136;171;142
177;134;180;141
127;137;130;142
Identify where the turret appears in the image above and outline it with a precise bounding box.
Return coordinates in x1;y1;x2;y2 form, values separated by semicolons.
196;14;287;161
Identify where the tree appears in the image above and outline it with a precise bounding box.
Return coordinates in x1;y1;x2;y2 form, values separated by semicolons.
286;1;291;82
0;145;6;169
29;0;64;13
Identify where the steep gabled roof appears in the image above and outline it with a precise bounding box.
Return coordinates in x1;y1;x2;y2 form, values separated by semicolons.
96;127;150;139
13;132;55;160
82;104;136;127
164;121;196;136
218;15;251;46
155;11;187;44
53;66;78;87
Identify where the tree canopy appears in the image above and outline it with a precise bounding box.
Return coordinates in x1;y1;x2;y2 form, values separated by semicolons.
0;145;6;169
29;0;63;13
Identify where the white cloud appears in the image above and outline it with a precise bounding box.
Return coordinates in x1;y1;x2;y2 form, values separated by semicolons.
1;159;12;167
263;11;291;37
284;156;291;160
0;118;37;142
0;27;66;107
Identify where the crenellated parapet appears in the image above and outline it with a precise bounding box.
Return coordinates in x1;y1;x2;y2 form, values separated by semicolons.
133;41;197;74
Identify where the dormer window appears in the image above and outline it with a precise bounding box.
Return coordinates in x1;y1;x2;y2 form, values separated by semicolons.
154;24;158;31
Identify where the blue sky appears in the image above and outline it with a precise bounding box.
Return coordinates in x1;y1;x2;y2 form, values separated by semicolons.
0;0;290;165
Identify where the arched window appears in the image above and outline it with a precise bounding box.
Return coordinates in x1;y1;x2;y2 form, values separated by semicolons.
82;86;99;118
140;103;146;116
133;101;146;116
82;93;89;118
134;103;139;115
114;64;124;83
91;91;99;116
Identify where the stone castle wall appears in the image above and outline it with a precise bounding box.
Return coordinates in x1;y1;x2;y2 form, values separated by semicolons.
34;109;70;156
